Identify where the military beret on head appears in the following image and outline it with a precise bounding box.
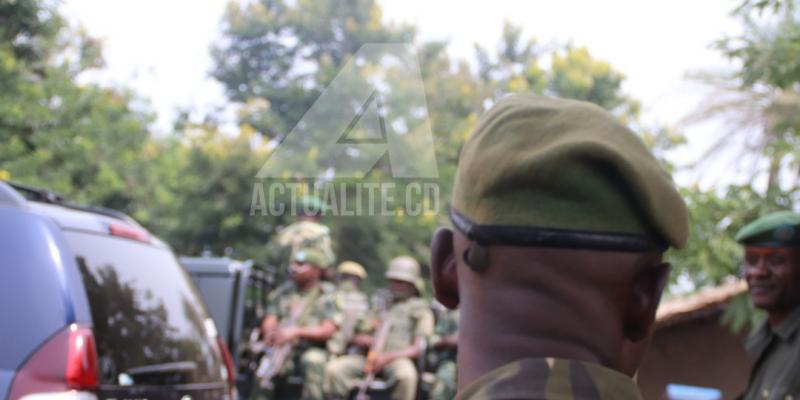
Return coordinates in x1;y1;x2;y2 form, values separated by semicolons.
735;210;800;247
451;94;688;254
292;247;330;268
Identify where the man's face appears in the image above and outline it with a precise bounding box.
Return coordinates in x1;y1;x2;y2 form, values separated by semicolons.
340;274;362;288
388;279;417;300
290;261;321;286
744;246;800;312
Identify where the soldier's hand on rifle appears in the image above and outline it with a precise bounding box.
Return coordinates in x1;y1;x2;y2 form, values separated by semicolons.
367;352;393;373
261;315;279;346
274;326;298;345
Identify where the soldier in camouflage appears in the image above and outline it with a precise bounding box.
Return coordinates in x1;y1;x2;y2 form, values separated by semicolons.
260;248;339;400
325;256;434;400
429;302;458;400
429;95;689;399
327;261;371;356
266;196;335;278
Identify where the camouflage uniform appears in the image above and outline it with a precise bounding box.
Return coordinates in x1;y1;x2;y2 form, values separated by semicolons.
455;357;643;400
272;220;335;268
327;279;370;356
265;281;339;400
429;308;459;400
324;296;434;400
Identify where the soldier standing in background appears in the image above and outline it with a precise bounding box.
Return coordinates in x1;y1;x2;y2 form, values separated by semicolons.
266;195;335;279
325;256;434;400
328;261;371;357
429;94;688;399
736;211;800;400
260;248;339;400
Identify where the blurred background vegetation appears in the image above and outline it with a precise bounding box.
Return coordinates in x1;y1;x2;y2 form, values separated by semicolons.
2;0;800;331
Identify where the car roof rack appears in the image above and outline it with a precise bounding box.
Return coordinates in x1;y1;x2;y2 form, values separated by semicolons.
0;181;28;207
3;181;141;226
6;181;65;204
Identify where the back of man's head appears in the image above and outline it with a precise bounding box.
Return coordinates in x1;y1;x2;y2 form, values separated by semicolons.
430;94;687;383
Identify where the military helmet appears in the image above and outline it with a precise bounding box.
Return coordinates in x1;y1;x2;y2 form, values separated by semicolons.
337;261;367;279
386;256;424;293
291;247;330;269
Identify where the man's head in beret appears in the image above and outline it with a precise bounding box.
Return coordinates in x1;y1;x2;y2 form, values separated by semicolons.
429;94;688;386
737;211;800;319
290;247;329;287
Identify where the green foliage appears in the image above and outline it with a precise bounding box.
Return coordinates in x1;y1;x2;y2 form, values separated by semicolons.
9;1;794;336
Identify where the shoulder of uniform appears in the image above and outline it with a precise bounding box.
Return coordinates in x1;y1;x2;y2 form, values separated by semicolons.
268;281;296;300
320;281;337;294
300;220;330;235
409;297;433;313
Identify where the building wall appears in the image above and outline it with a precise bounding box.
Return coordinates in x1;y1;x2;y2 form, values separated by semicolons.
637;312;752;400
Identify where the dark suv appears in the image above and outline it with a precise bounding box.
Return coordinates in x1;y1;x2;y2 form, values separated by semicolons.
0;182;236;400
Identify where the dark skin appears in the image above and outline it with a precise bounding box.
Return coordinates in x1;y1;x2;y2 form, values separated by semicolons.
260;261;337;346
430;228;671;390
353;279;425;373
339;274;363;289
743;245;800;327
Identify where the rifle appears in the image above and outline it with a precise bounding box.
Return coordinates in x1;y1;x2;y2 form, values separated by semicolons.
255;288;318;389
329;292;369;355
354;310;393;400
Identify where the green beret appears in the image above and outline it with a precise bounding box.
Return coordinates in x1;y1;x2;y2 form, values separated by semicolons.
735;210;800;247
291;247;330;268
451;94;688;252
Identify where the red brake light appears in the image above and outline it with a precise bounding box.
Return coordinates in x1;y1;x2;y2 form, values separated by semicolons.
217;337;236;388
109;223;150;242
8;324;100;399
66;324;99;389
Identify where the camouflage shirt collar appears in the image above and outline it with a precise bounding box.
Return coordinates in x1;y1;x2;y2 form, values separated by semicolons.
455;357;643;400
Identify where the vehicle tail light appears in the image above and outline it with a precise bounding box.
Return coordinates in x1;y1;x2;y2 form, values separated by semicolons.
108;223;150;242
65;325;99;389
9;324;99;400
216;337;237;397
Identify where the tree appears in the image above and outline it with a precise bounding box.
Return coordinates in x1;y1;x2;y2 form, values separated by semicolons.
671;0;800;331
0;0;154;212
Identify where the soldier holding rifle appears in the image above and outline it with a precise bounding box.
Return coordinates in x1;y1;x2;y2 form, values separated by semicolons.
259;248;339;400
325;256;434;400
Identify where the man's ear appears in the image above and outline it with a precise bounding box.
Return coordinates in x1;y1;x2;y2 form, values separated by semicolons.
430;227;460;309
624;260;671;342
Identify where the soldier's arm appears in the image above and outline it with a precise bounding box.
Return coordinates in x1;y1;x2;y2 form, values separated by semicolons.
261;315;279;345
278;291;339;344
369;336;425;373
281;319;337;343
371;304;435;371
350;311;378;349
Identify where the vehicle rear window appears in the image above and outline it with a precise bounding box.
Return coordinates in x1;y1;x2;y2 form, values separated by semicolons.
64;231;225;386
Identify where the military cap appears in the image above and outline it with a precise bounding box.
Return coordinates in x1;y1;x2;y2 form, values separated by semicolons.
450;94;688;269
735;210;800;247
291;247;330;268
337;261;367;279
386;256;425;293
